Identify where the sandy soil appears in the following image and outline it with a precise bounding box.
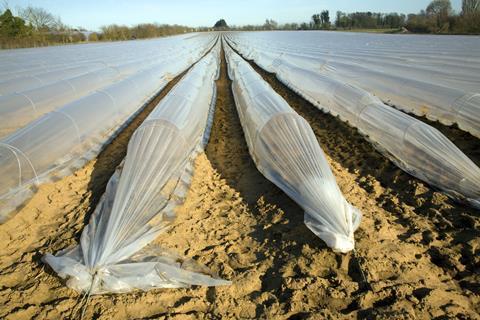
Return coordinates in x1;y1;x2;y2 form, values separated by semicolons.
0;46;479;319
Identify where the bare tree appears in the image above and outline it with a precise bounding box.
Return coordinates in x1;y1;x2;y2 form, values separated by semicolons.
462;0;480;14
426;0;452;29
18;6;58;30
426;0;452;16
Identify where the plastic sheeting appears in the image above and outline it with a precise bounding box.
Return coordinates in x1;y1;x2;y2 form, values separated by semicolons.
226;37;480;208
226;32;480;91
0;33;200;83
0;63;105;96
43;42;231;294
0;35;214;138
224;43;361;253
0;34;216;222
227;32;480;139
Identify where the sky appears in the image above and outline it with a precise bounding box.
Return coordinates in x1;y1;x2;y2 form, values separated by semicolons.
6;0;463;31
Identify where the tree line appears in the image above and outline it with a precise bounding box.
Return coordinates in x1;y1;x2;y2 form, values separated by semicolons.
224;0;479;34
0;5;193;49
93;24;193;41
405;0;479;33
1;0;479;49
0;6;87;49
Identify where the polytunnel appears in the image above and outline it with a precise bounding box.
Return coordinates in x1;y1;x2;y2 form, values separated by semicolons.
226;31;480;91
226;32;480;139
0;62;107;96
0;33;195;80
43;42;231;294
224;43;361;253
268;52;480;140
0;34;216;222
0;40;210;138
227;35;480;92
226;38;480;208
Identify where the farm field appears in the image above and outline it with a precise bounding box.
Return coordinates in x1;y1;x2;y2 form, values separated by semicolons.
0;31;479;319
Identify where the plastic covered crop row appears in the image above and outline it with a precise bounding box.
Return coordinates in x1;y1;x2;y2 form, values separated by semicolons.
264;51;480;140
226;38;480;208
227;34;480;92
227;32;480;139
43;42;231;294
224;43;361;253
0;62;107;96
0;34;216;222
0;38;213;139
0;33;199;82
226;32;480;91
0;33;209;94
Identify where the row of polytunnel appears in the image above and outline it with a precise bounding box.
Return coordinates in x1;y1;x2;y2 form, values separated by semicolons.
225;32;480;209
0;34;216;220
44;42;232;293
1;32;479;295
226;32;480;139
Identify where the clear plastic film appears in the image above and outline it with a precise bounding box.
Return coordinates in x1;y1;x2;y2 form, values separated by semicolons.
0;63;106;96
0;35;215;138
226;36;480;208
0;33;201;82
0;34;217;222
226;32;480;139
43;41;230;294
224;42;361;253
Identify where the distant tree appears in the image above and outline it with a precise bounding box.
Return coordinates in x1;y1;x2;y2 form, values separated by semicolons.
384;13;406;28
0;9;29;37
426;0;452;16
406;14;430;32
281;22;299;30
335;11;350;28
100;24;131;40
405;0;452;33
462;0;480;14
263;19;278;30
457;0;480;32
311;14;321;28
18;6;60;31
320;10;330;28
88;32;99;41
299;22;310;30
335;11;341;27
312;11;330;29
132;23;160;38
213;19;228;29
426;0;452;30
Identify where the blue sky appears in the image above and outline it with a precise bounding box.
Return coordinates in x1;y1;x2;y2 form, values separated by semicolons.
6;0;463;31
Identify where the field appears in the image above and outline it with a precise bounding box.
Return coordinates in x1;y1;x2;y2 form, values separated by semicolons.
335;28;404;33
0;32;479;319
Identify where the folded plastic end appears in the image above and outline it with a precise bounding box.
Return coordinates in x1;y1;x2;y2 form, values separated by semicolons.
43;247;231;294
42;252;93;292
304;204;361;254
304;219;355;253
